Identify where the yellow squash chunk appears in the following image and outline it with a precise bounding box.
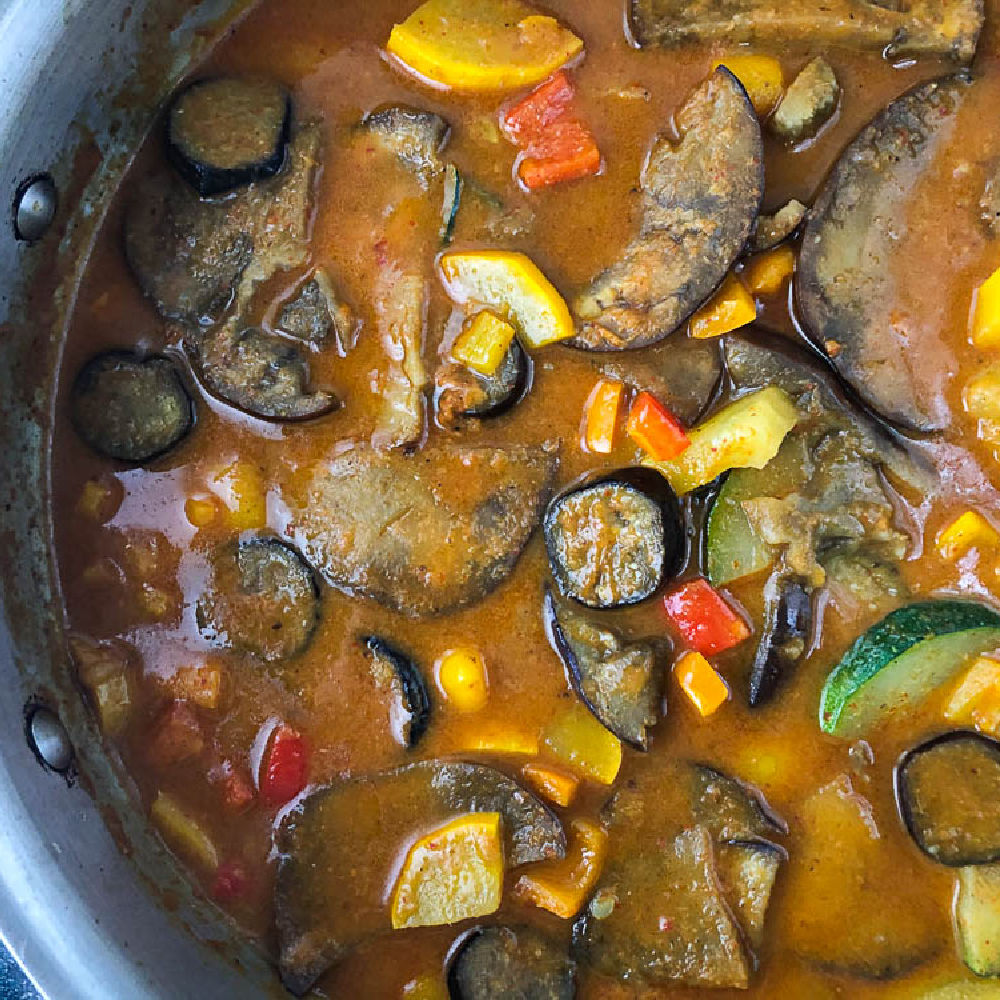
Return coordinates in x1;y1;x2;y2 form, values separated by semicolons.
210;460;267;531
945;657;1000;738
387;0;583;93
675;651;730;717
184;496;218;528
643;386;798;495
402;975;449;1000
390;813;504;929
436;647;489;712
453;722;539;755
743;246;796;295
159;662;224;710
972;264;1000;349
689;274;757;339
937;511;1000;561
70;637;132;737
151;792;219;872
514;817;607;919
521;762;580;807
440;250;573;349
542;702;622;785
712;55;784;116
964;366;1000;446
452;311;516;375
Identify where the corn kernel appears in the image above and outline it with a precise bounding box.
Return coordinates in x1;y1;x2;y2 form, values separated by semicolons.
451;311;516;376
972;264;1000;349
712;55;785;116
674;651;729;717
436;647;489;712
743;246;796;296
689;274;757;340
185;496;219;528
937;511;1000;561
522;761;580;807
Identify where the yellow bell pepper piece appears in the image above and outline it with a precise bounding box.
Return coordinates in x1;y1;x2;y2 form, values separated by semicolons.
945;657;1000;738
151;792;219;872
390;813;503;929
713;55;785;116
675;651;730;717
643;386;798;495
451;311;516;375
159;662;224;710
542;703;622;785
521;761;580;807
743;246;796;296
387;0;583;93
455;723;539;756
440;250;573;349
965;366;1000;446
184;496;219;529
971;264;1000;349
937;511;1000;561
436;647;489;712
514;817;607;919
210;460;267;531
582;378;624;454
689;274;758;339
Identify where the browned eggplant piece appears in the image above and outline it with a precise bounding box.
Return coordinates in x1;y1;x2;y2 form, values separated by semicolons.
896;732;1000;866
71;351;194;463
750;199;807;253
572;68;763;351
435;339;531;431
190;324;337;421
284;443;558;617
277;270;359;352
449;927;576;1000
629;0;984;61
167;77;291;197
690;764;788;841
543;471;683;610
797;75;970;432
196;536;319;664
716;840;787;952
748;576;812;706
275;761;565;994
360;105;449;183
544;589;660;750
361;635;431;748
770;57;840;145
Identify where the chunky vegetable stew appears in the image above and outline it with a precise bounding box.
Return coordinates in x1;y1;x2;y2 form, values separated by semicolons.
53;0;1000;995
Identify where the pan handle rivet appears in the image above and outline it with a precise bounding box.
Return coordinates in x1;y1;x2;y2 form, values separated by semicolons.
26;705;74;774
12;174;58;243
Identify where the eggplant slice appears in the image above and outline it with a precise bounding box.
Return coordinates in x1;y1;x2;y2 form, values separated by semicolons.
361;635;431;748
690;764;788;841
359;104;449;183
897;732;1000;866
544;589;660;750
435;339;530;431
715;840;787;952
196;536;319;664
275;761;565;994
167;77;290;197
449;927;576;1000
71;351;194;463
797;75;969;432
544;473;683;610
629;0;984;61
571;68;763;351
277;270;359;351
284;443;558;617
748;575;812;707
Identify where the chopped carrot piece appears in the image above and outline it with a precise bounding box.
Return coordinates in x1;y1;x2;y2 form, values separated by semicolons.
452;311;516;375
503;70;576;137
971;264;1000;349
582;379;624;454
689;274;757;339
675;651;730;717
937;511;1000;561
712;55;784;116
216;765;255;813
743;246;796;295
542;703;622;785
663;578;751;656
627;390;690;461
514;817;607;918
436;647;489;712
522;761;580;807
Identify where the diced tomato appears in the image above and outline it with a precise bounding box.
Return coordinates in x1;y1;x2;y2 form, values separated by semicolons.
663;578;751;656
146;701;204;769
219;765;255;813
259;725;308;808
627;391;691;461
211;859;249;903
502;71;576;140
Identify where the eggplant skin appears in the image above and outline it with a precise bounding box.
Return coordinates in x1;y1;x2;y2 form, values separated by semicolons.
361;635;431;748
896;731;1000;866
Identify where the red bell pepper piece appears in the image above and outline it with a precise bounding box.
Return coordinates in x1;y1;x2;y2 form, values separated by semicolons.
259;725;308;808
663;578;751;656
627;391;691;461
211;859;249;903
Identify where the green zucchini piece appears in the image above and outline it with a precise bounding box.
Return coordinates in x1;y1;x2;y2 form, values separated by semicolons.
957;864;1000;977
819;601;1000;736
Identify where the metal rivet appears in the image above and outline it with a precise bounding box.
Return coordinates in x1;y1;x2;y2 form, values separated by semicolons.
12;174;58;243
26;706;74;773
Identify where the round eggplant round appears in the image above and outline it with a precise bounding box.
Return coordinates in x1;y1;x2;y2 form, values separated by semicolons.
167;77;291;197
896;731;1000;866
436;340;531;430
543;470;683;609
196;536;320;664
361;635;431;748
448;926;575;1000
71;350;194;463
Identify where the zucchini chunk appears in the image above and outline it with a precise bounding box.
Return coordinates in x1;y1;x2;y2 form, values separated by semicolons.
275;761;564;994
819;601;1000;736
71;351;194;463
167;77;291;197
361;636;431;748
770;57;840;145
897;732;1000;866
435;339;531;430
956;863;1000;977
544;589;660;750
449;926;576;1000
